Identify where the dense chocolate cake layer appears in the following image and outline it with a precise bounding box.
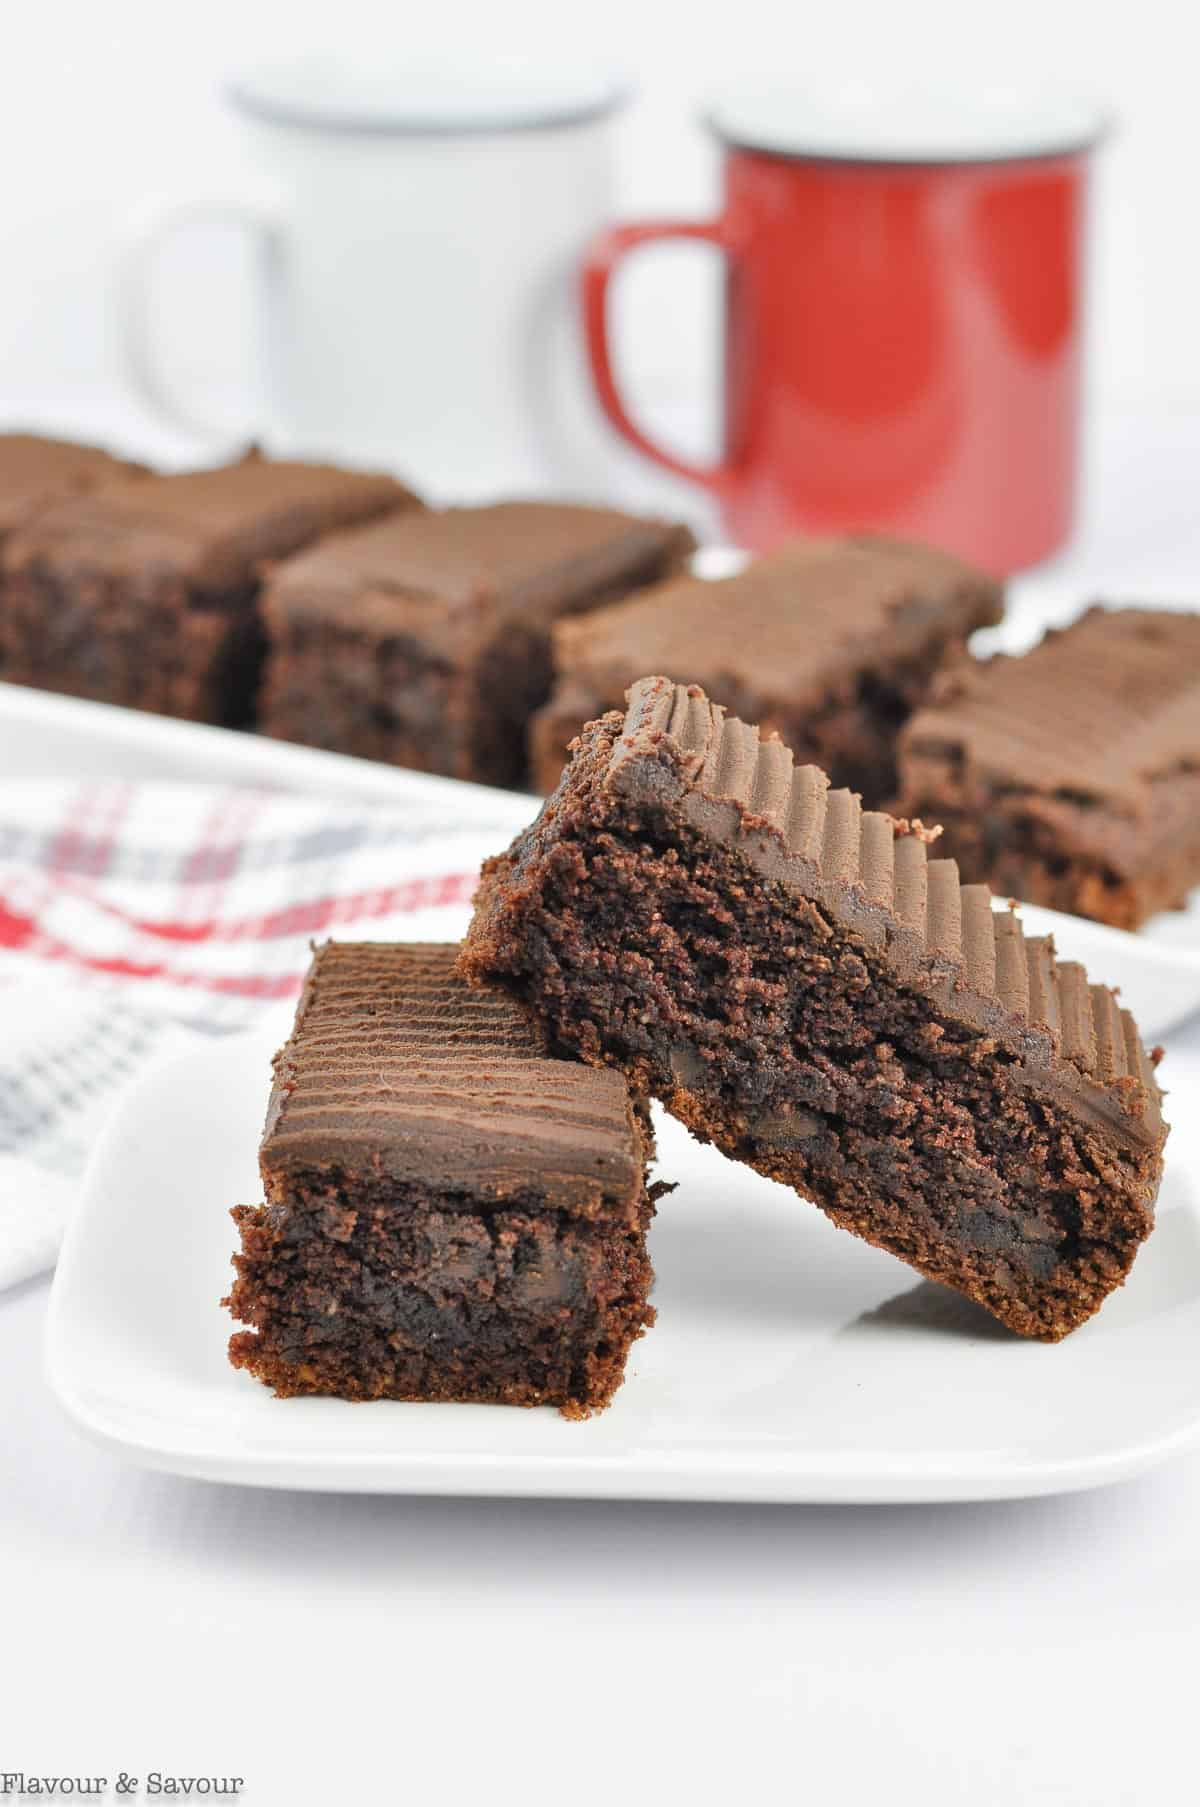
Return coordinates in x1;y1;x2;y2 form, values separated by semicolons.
227;943;658;1416
895;606;1200;928
260;500;696;786
2;452;415;725
529;534;1002;799
608;679;1163;1141
463;677;1166;1339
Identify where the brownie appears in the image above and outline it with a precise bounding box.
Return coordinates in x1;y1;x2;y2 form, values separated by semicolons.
0;432;146;542
894;605;1200;930
462;677;1167;1341
2;452;416;725
0;433;148;669
225;942;659;1416
529;534;1003;802
258;500;696;787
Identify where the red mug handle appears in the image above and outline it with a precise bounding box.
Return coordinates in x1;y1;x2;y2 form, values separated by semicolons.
582;219;737;494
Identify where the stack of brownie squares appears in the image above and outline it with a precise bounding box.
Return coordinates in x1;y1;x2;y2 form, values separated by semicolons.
227;674;1170;1414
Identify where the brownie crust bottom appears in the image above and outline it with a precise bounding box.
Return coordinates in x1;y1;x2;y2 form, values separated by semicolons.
463;720;1161;1342
226;1179;656;1418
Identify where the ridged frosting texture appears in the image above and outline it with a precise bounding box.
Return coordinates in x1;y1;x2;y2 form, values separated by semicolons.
550;533;1002;696
262;942;645;1219
609;678;1163;1142
902;606;1200;806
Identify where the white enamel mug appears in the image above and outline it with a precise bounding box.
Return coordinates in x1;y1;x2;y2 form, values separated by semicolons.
120;57;629;497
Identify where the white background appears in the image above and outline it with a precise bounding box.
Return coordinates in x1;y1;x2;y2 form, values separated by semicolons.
2;0;1197;439
4;7;1200;1805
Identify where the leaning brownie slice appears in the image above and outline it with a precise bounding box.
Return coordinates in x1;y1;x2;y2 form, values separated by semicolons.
258;500;696;787
2;452;416;725
529;535;1002;800
462;677;1166;1340
894;606;1200;930
226;942;658;1416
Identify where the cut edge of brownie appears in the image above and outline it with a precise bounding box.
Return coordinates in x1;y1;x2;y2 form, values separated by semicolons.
223;941;660;1417
225;1187;658;1418
462;677;1167;1342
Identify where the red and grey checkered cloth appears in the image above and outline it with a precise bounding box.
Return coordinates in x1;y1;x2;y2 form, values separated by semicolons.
0;779;517;1289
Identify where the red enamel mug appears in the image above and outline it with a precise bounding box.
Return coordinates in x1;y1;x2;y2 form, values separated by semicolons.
583;87;1109;573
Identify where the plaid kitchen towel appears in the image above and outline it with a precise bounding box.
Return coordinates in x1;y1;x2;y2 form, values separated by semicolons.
0;778;522;1291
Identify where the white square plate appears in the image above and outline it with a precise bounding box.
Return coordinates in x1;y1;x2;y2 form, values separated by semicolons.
45;1026;1200;1503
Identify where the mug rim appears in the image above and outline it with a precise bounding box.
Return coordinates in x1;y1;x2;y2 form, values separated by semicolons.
704;82;1112;166
228;56;632;137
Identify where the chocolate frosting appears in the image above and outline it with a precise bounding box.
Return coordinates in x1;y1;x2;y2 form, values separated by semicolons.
608;678;1165;1153
549;533;1002;707
263;942;646;1220
902;606;1200;812
3;453;414;593
264;500;696;655
0;432;147;541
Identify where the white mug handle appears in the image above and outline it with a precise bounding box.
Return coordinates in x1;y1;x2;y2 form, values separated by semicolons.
118;196;284;445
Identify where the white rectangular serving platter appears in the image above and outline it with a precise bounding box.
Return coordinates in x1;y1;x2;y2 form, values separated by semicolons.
45;1030;1200;1503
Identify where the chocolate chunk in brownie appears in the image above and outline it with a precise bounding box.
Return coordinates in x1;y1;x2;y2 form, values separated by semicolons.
225;942;659;1416
2;452;417;725
529;535;1002;802
462;676;1166;1341
894;605;1200;930
258;500;696;788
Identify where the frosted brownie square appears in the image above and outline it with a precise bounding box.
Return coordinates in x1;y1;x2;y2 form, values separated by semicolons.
259;500;695;787
529;535;1002;801
895;605;1200;929
226;942;659;1416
